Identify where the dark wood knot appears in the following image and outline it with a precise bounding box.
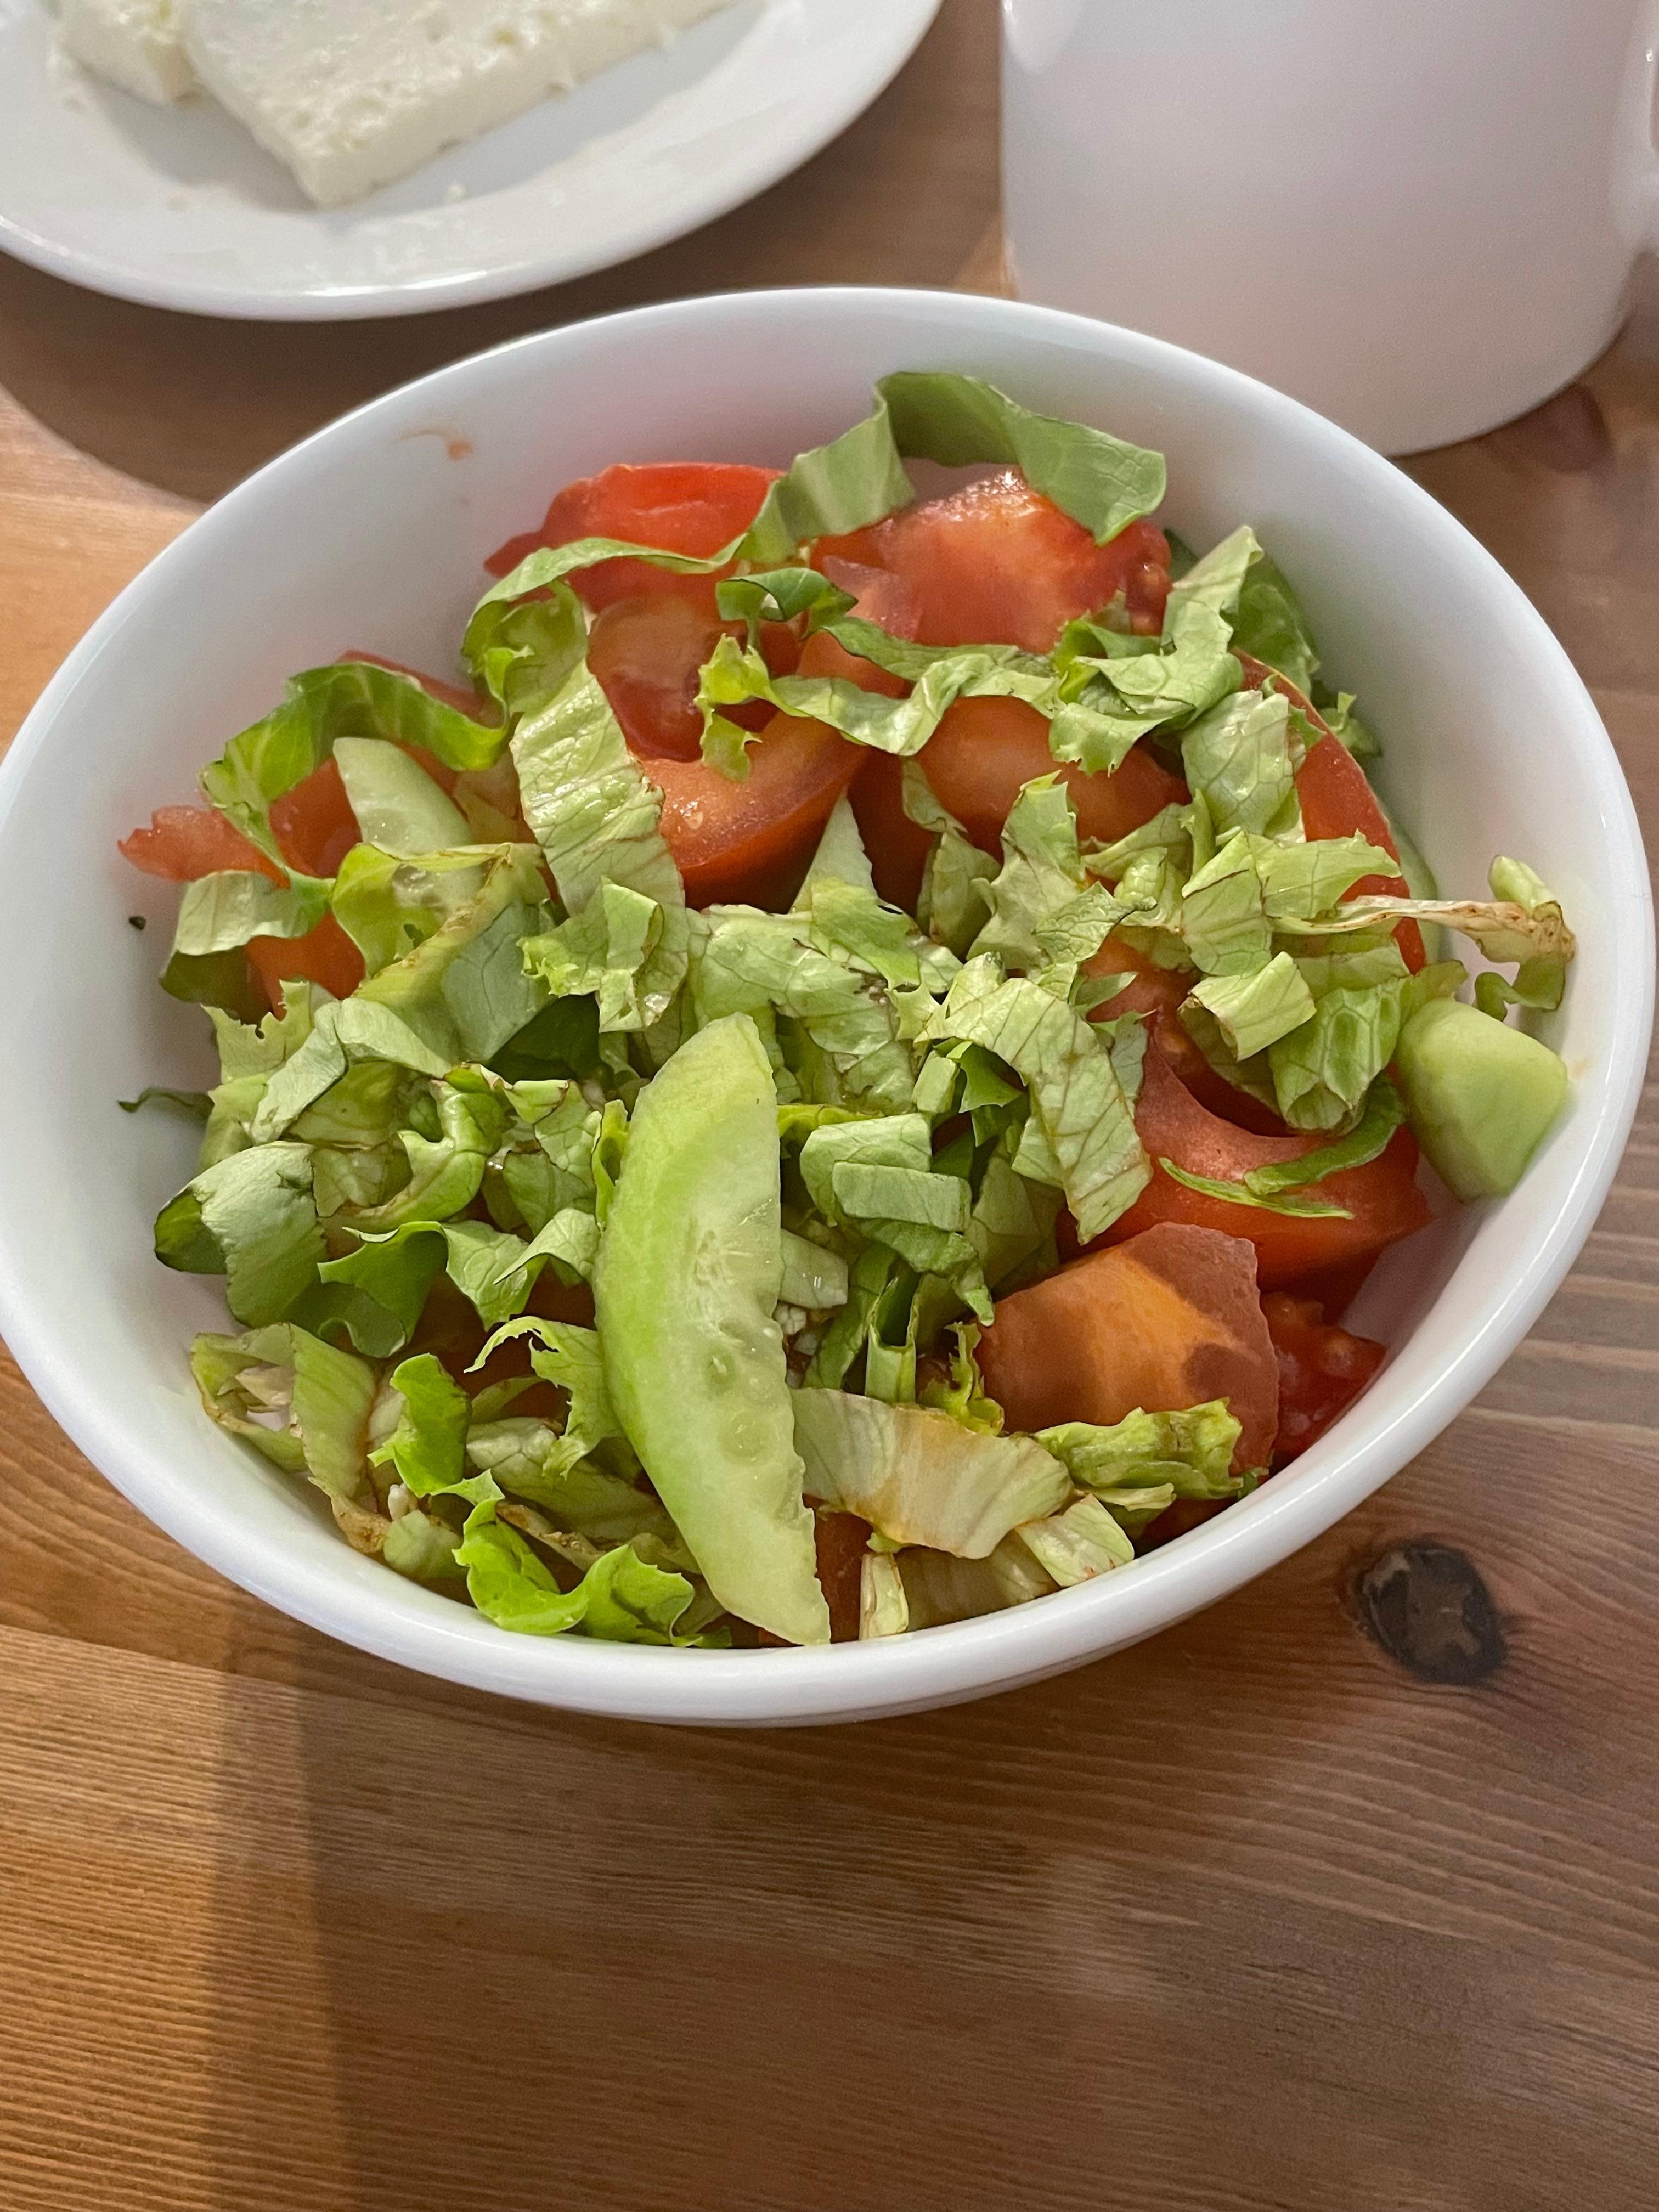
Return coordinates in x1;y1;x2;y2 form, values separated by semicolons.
1355;1542;1505;1685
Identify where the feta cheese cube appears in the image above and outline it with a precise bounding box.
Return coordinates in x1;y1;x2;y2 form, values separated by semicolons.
182;0;734;207
59;0;198;104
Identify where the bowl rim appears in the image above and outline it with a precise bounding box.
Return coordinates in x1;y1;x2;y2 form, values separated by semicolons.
0;284;1650;1726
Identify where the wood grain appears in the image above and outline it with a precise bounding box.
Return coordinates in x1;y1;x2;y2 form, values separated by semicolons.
1;5;1656;2205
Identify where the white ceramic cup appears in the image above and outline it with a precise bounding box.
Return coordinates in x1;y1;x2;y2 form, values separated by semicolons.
1003;0;1659;453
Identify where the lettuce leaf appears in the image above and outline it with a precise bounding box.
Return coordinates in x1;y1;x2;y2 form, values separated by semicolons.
332;736;472;857
171;869;331;957
1180;686;1301;841
1269;864;1577;970
1049;594;1241;776
348;1078;503;1231
473;1316;629;1476
1265;966;1471;1135
453;1511;699;1644
779;1228;850;1311
1472;858;1575;1017
798;1113;985;1313
1017;1493;1135;1583
973;777;1122;973
691;907;915;1113
201;662;506;860
1180;834;1273;977
191;1322;378;1506
509;663;688;1030
521;878;665;1032
298;1224;446;1355
369;1351;470;1496
1229;549;1321;695
347;843;552;1063
1186;951;1316;1060
921;965;1149;1240
873;371;1166;544
696;626;1055;769
1037;1401;1244;1502
155;1142;322;1324
859;1550;910;1638
898;1537;1057;1627
791;1389;1069;1555
800;1241;893;1390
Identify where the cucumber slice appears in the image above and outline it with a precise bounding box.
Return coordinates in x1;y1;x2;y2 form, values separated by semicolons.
595;1014;830;1646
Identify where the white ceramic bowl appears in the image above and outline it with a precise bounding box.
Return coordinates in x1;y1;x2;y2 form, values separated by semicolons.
0;290;1649;1726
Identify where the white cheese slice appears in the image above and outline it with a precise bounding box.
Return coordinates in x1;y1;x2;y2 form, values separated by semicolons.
59;0;198;104
182;0;735;207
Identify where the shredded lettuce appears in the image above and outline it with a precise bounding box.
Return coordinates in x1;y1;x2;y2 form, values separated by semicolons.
201;662;505;860
454;1511;701;1643
1181;686;1301;842
1229;548;1321;695
899;1538;1057;1627
333;737;471;857
1037;1402;1246;1509
509;664;688;1031
792;1390;1068;1556
922;960;1149;1239
1017;1494;1134;1583
1186;952;1316;1061
171;869;330;958
191;1322;378;1508
873;371;1166;544
155;1142;322;1324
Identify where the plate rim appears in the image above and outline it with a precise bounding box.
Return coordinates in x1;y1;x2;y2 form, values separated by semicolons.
0;0;941;321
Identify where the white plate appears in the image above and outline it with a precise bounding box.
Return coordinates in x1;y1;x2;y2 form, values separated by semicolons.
0;0;939;319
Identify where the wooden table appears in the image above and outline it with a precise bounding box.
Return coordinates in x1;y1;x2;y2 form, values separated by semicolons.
3;8;1656;2205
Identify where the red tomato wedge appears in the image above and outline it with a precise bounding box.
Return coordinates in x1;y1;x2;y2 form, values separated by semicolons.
922;695;1189;857
268;757;361;879
648;710;861;910
486;461;781;615
977;1221;1278;1471
119;759;359;884
120;806;280;884
851;755;935;912
1105;1043;1431;1289
1264;1293;1387;1465
585;596;798;763
1234;651;1425;972
818;469;1171;651
247;912;364;1007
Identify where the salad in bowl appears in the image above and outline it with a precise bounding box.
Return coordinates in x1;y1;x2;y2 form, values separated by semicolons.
119;372;1577;1651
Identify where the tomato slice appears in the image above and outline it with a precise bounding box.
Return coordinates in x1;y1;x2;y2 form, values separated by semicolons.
818;470;1171;651
922;695;1189;857
585;596;798;763
976;1221;1278;1471
247;912;365;1007
268;757;361;879
486;461;781;615
648;710;861;909
1105;1042;1431;1288
120;806;281;884
1264;1293;1387;1465
120;762;360;885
